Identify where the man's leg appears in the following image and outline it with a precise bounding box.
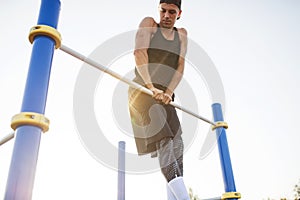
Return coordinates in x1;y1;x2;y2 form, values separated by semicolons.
157;137;190;200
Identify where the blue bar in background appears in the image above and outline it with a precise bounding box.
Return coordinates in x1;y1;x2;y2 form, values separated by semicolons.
118;141;126;200
5;0;61;199
212;103;237;198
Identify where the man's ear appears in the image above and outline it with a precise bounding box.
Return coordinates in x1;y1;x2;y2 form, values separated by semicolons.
177;10;182;20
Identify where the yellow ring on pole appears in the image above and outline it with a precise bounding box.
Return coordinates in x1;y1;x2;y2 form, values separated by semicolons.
211;121;228;131
28;25;61;49
221;192;241;199
11;112;50;133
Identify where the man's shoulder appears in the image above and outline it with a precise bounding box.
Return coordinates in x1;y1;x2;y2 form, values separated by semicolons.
176;27;188;45
176;27;188;35
139;17;158;28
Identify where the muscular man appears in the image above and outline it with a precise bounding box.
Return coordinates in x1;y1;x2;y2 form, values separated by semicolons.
128;0;190;199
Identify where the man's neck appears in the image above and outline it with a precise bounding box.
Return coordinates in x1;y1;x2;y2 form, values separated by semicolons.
160;26;174;40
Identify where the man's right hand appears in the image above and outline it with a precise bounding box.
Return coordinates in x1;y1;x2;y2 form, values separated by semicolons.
149;87;164;100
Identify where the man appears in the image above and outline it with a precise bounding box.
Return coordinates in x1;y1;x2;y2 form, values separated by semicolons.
128;0;190;199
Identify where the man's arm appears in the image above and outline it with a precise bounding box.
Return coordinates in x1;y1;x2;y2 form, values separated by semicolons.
163;28;188;104
134;17;164;97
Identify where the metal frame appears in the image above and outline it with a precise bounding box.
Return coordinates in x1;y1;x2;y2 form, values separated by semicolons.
5;0;61;199
3;0;239;199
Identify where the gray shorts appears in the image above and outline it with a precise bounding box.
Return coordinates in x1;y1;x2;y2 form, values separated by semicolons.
128;87;182;155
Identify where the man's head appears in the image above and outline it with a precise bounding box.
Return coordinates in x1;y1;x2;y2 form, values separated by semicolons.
159;0;182;28
159;0;181;10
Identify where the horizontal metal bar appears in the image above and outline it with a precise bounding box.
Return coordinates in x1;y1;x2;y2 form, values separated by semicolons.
59;44;216;126
0;132;15;146
201;197;221;200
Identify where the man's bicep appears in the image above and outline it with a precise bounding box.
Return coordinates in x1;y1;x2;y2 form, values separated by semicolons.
135;30;151;50
135;17;155;50
178;28;188;57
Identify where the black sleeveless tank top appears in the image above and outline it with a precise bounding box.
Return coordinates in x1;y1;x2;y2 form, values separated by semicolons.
134;24;181;91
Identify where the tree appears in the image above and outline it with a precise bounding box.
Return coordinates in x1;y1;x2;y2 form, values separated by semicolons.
264;179;300;200
294;179;300;200
189;187;201;200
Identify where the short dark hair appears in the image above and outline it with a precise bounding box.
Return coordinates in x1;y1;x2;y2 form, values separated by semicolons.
159;0;181;10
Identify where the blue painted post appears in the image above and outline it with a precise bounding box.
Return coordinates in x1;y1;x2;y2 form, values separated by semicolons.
118;141;126;200
212;103;237;198
5;0;60;199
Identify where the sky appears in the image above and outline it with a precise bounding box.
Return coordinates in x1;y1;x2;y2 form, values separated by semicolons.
1;0;300;199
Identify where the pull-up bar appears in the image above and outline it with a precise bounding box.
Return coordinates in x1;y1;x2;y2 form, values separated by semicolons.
59;44;217;127
0;44;226;147
0;132;14;146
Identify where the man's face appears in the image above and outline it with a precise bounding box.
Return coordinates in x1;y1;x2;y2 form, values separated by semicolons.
159;3;181;29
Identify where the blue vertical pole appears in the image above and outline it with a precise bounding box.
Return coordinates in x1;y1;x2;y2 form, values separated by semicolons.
212;103;237;198
118;141;126;200
5;0;60;199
